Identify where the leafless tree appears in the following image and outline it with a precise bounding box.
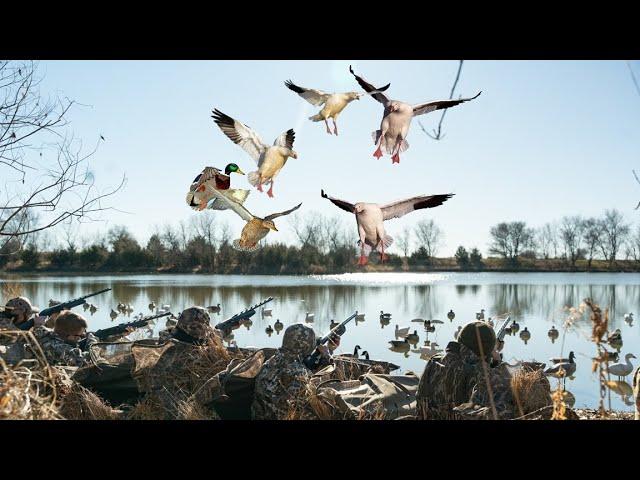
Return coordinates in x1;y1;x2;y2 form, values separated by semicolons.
396;226;412;257
633;170;639;210
0;60;124;253
290;211;329;252
625;225;640;263
488;221;534;263
558;216;584;267
417;60;464;141
414;219;443;258
598;209;630;267
537;222;559;259
581;217;602;269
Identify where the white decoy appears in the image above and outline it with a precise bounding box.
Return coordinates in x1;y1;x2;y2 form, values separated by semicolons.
607;353;637;380
624;312;634;325
162;304;171;310
548;325;559;343
454;325;462;340
262;308;273;317
414;343;441;358
395;324;410;338
305;312;314;322
447;310;455;321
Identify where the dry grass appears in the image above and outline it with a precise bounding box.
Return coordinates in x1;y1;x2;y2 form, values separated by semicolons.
58;382;121;420
584;298;613;418
1;281;24;299
511;368;552;417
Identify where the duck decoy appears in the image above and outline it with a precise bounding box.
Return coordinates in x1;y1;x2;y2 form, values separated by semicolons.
608;329;623;350
89;304;97;315
544;352;576;387
149;302;156;311
607;353;636;380
510;320;520;334
265;325;274;336
447;310;455;321
389;338;410;349
110;309;118;321
355;313;366;321
305;312;315;322
548;325;559;343
207;303;221;313
380;316;390;329
561;390;576;408
395;324;410;338
476;309;485;321
519;327;531;344
274;319;283;332
406;330;419;344
165;317;177;327
262;307;273;317
623;312;634;325
380;311;392;320
487;318;494;328
413;342;441;358
117;303;125;313
361;350;370;360
424;320;436;333
82;303;90;311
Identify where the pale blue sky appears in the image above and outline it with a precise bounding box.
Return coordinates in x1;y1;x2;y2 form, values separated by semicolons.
32;60;640;256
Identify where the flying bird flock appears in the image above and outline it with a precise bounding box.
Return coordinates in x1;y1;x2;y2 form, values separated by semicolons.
186;64;482;259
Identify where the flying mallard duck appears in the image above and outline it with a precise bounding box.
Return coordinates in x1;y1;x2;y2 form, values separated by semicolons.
213;190;302;251
284;79;373;135
321;189;453;265
186;165;249;212
349;65;481;164
211;108;298;198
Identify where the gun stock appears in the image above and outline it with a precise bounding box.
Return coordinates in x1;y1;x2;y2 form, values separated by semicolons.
303;311;358;370
215;297;274;334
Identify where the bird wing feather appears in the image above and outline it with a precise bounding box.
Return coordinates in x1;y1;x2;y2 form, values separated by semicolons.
380;194;454;221
412;92;482;117
273;129;295;149
284;80;329;106
320;189;356;213
211;108;267;164
264;202;303;221
202;183;254;222
349;65;390;106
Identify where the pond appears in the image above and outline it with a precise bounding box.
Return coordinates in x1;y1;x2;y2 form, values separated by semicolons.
3;272;639;411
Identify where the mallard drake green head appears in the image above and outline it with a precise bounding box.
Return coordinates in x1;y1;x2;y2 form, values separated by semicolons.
224;163;245;176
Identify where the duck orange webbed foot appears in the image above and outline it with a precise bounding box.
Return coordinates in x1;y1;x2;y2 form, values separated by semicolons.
357;255;369;266
257;183;263;193
391;153;400;164
373;147;383;159
267;184;274;198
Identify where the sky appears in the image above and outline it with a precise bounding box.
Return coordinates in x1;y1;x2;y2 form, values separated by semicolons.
22;60;640;256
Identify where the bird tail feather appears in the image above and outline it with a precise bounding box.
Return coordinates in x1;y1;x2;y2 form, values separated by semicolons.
371;130;381;145
232;239;260;252
380;234;394;250
247;171;261;187
399;139;409;153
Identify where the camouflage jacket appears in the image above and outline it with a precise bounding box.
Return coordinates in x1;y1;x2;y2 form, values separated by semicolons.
633;365;640;421
31;327;98;368
251;351;316;420
417;341;515;420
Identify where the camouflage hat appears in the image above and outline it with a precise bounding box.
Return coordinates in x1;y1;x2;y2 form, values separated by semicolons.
281;323;316;357
176;306;212;340
5;297;39;316
458;321;496;359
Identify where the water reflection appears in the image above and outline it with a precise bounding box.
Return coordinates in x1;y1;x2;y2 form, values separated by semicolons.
3;272;640;411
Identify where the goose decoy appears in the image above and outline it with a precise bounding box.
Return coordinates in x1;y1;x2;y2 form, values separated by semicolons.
606;379;634;397
608;329;623;350
82;303;90;312
165;317;178;327
330;319;339;329
109;309;118;321
424;321;436;333
389;338;410;348
149;302;156;311
414;343;441;358
519;327;531;344
243;318;253;329
544;352;576;387
406;330;419;344
380;311;392;320
305;312;315;323
548;325;559;343
476;309;485;321
504;325;513;336
510;320;520;334
380;316;390;329
361;350;370;360
274;319;283;332
624;312;634;325
355;313;366;321
89;304;97;315
207;304;221;314
352;345;362;358
117;303;126;313
447;310;455;322
607;353;636;380
261;308;273;318
395;324;410;338
265;325;274;336
454;325;462;340
549;352;576;364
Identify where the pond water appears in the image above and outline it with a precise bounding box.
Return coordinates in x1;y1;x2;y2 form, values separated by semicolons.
3;272;639;411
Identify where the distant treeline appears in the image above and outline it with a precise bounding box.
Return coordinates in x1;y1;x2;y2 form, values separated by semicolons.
1;209;639;274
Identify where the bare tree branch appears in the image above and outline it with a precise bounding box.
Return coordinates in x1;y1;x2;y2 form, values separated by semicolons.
418;60;464;141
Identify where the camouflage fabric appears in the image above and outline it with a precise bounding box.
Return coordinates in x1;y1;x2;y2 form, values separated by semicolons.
458;321;496;359
176;307;212;340
416;341;478;420
251;324;317;420
6;297;39;317
0;313;15;330
456;363;515;420
633;365;640;420
30;326;97;368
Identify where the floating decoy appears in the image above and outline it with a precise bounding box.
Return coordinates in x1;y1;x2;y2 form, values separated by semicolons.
355;313;366;321
447;310;455;321
395;324;410;338
510;321;520;334
413;343;441;358
608;329;623;350
389;338;410;348
544;352;576;387
117;303;126;313
109;309;118;321
243;318;253;328
380;316;390;329
406;330;419;344
82;303;90;312
305;312;315;322
274;319;283;332
361;350;370;360
624;312;634;325
265;325;274;336
519;327;531;344
148;302;156;311
89;304;97;315
380;311;392;320
550;352;575;364
504;326;513;336
162;304;171;310
262;307;273;317
165;317;177;327
607;353;636;380
487;318;494;328
207;304;221;314
606;379;634;397
548;325;559;343
454;326;462;340
476;309;485;321
424;321;436;333
330;319;339;329
353;345;361;358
